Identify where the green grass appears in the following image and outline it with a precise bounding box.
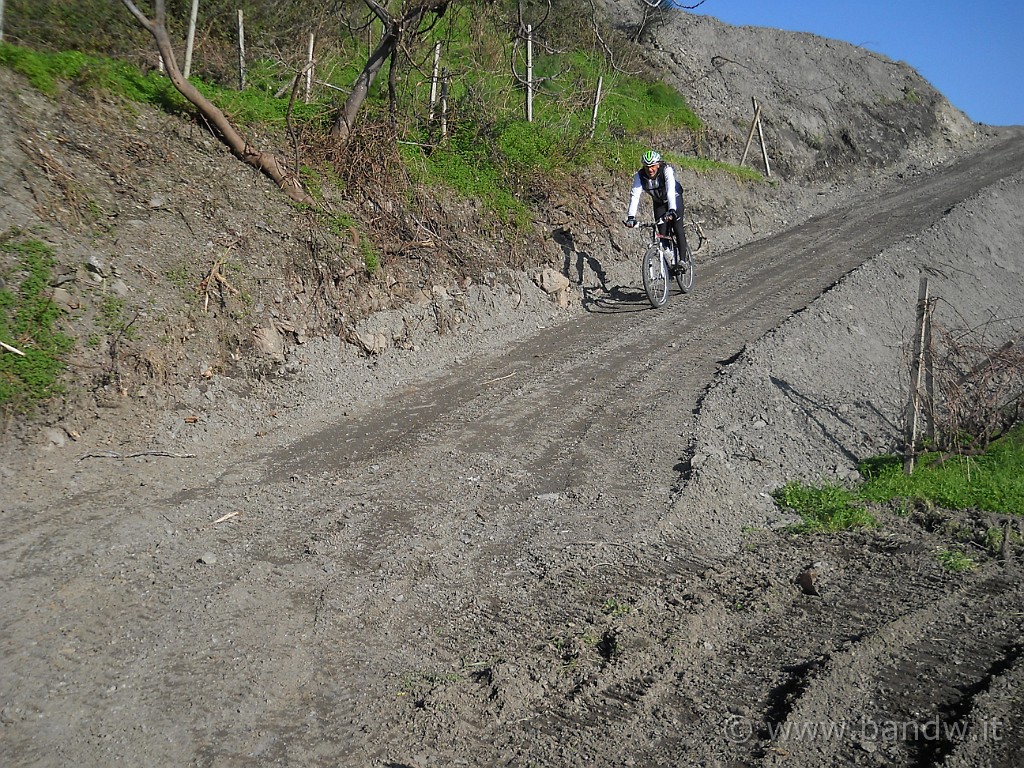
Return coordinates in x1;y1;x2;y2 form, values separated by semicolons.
191;75;328;130
362;245;380;276
401;144;531;227
774;425;1024;534
0;42;184;108
98;295;138;340
935;548;977;573
772;481;878;532
0;235;74;412
858;430;1024;514
601;597;632;617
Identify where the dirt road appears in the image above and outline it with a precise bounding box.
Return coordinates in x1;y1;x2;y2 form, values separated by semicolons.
3;130;1024;767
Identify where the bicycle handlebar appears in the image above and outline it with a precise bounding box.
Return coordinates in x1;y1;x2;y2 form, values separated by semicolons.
631;217;708;254
625;217;669;229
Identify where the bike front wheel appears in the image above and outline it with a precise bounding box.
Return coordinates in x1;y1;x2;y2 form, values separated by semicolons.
675;241;695;294
641;244;670;308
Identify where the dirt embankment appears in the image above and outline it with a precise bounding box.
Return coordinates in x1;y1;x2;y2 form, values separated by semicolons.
4;134;1024;768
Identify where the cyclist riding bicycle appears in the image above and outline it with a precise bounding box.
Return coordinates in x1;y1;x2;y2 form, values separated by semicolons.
624;150;689;265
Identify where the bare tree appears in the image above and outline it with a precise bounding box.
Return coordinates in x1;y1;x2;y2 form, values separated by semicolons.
330;0;451;141
929;322;1024;459
120;0;314;205
632;0;706;43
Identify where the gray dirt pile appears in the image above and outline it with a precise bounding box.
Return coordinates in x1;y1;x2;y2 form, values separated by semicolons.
667;169;1024;550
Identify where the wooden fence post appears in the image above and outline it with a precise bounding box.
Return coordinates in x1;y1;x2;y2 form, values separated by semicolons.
756;100;772;177
304;32;315;104
237;10;246;90
0;0;6;42
428;41;441;122
740;100;761;168
525;24;534;123
590;75;603;139
183;0;199;79
740;97;772;177
439;70;449;139
923;296;936;444
904;276;931;473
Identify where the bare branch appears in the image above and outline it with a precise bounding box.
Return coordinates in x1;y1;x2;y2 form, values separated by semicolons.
517;0;551;31
588;0;642;76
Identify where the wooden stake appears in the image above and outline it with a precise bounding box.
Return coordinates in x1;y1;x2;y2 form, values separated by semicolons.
213;510;240;524
304;32;315;104
439;70;449;138
740;98;772;176
526;24;534;123
923;296;936;443
756;98;772;177
428;41;441;122
237;10;246;90
590;75;603;139
1;339;25;356
183;0;199;79
904;276;931;473
740;101;762;168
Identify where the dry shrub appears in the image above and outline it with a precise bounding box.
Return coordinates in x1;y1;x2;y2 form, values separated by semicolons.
928;319;1024;454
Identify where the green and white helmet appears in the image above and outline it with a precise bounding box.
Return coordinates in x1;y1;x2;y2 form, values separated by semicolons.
642;150;662;167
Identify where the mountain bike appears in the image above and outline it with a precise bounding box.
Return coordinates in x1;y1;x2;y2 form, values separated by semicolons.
639;218;695;308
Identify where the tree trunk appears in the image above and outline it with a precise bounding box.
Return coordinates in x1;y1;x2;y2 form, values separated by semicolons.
120;0;314;206
329;0;450;142
330;30;396;142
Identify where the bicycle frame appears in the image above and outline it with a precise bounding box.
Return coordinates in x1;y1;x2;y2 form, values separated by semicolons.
638;217;694;308
648;217;676;252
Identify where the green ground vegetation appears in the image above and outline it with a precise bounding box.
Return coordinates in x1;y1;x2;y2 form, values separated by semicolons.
858;432;1024;514
0;0;756;226
934;547;978;573
774;425;1024;533
0;235;74;413
771;481;878;533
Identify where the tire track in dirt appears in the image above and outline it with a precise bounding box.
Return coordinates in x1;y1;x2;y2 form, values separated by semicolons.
245;131;1024;604
463;530;1024;767
748;568;1024;766
265;131;1024;503
207;131;1024;764
942;646;1024;767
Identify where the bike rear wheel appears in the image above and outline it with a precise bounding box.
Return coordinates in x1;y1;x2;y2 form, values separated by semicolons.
641;244;669;308
675;240;695;294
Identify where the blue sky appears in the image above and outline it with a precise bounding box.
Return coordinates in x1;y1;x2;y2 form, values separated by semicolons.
689;0;1023;126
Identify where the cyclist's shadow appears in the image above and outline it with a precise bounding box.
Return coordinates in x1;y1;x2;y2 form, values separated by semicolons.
553;227;646;312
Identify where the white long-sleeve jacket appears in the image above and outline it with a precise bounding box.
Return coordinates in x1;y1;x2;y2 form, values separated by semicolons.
627;163;680;218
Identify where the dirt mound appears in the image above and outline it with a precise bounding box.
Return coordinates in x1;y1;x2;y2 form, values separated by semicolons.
601;3;979;175
670;169;1024;551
